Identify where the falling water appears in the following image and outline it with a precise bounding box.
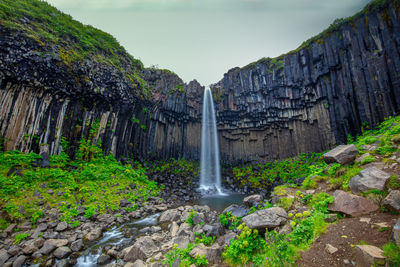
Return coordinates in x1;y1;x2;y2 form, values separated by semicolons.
199;87;222;194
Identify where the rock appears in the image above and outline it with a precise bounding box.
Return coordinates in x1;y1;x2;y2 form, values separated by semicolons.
53;246;71;259
354;245;385;266
44;238;69;248
56;221;68;232
324;214;338;223
242;207;288;230
38;243;56;255
159;209;180;223
170;221;179;237
19;222;31;231
22;238;44;255
172;236;190;249
355;153;372;163
328;190;379;216
84;227;103;241
7;246;19;256
39;145;50;168
12;255;26;267
124;236;158;262
323;144;358;165
97;254;111;265
216;232;236;246
349;167;390;193
47;189;54;195
71;239;83;252
4;224;16;235
243;194;263;207
222;204;250;217
203;223;225;237
0;249;10;266
325;244;338;254
189;243;223;264
391;218;400;246
125;259;146;267
382;190;400;212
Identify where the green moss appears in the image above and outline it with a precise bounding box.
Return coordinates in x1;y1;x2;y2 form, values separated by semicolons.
278;197;294;211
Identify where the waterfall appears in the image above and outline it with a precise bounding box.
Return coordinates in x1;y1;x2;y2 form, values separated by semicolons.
199;87;223;194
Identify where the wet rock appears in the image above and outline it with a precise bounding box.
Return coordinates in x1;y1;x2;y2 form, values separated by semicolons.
354;245;385;266
56;221;68;232
382;190;400;212
243;194;263;207
97;254;111;265
84;227;103;241
159;209;180;223
391;218;400;246
71;239;83;252
349;167;390;193
222;204;250;217
242;207;288;230
323;144;358;165
53;246;71;259
328;190;379;216
12;255;26;267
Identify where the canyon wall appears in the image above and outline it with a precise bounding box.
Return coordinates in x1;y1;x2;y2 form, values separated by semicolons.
212;1;400;163
0;1;400;164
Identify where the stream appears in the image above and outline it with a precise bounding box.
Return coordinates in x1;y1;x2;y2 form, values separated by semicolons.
74;192;244;266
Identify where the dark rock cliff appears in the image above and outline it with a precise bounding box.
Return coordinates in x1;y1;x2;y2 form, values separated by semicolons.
211;0;400;163
0;0;399;164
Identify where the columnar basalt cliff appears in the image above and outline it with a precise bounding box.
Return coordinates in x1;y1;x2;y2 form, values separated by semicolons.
212;0;400;163
0;0;399;164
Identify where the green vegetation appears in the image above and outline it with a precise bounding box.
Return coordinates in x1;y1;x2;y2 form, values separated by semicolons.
383;242;400;265
163;243;208;267
14;233;30;244
242;57;284;72
185;210;198;227
231;153;327;190
0;124;161;226
148;158;199;182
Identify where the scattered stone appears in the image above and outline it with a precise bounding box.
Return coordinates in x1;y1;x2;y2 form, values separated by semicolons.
4;224;16;235
373;222;389;228
71;239;83;252
222;204;250;217
158;209;180;223
97;254;111;265
47;189;54;195
356;153;372;163
382;190;400;212
242;207;288;230
56;221;68;232
391;218;400;246
203;223;224;237
39;145;50;168
216;232;236;246
349;167;390;193
126;259;146;267
84;228;103;241
19;222;31;231
328;190;379;216
38;243;56;255
12;255;26;267
53;246;71;259
243;194;263;207
323;144;358;165
172;236;190;249
44;239;68;248
7;246;19;256
360;217;371;224
170;222;179;237
354;245;385;266
325;244;338;254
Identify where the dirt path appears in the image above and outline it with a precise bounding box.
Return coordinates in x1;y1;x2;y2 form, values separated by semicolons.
297;212;398;266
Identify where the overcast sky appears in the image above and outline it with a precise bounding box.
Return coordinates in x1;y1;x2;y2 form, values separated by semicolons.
45;0;369;85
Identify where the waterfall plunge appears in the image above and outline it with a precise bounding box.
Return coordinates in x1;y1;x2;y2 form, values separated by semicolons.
199;87;223;194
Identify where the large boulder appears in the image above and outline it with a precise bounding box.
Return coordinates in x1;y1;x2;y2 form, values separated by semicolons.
354;245;385;266
243;194;263;207
53;246;71;259
158;209;180;224
382;190;400;212
328;190;379;216
124;236;158;262
323;144;358;165
242;207;287;230
222;205;250;218
349;167;390;193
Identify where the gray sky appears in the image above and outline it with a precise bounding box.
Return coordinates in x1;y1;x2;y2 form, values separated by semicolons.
46;0;369;85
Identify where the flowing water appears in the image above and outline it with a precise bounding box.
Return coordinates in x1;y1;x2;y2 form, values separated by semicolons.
199;87;223;194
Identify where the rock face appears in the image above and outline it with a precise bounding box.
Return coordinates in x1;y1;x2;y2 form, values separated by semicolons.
323;145;358;165
349;167;390;193
328;190;379;216
242;207;288;230
0;1;400;163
